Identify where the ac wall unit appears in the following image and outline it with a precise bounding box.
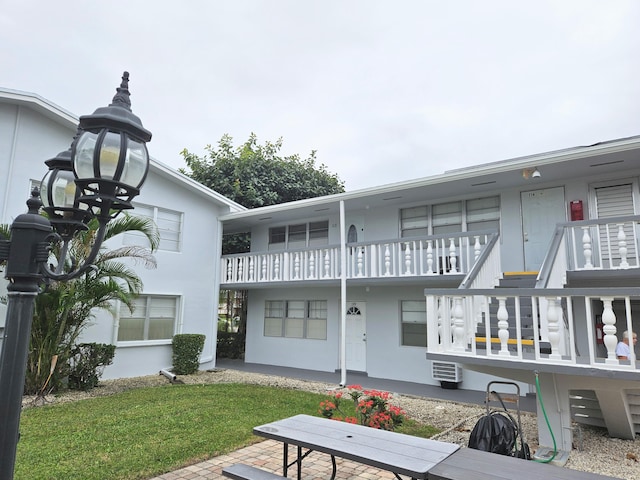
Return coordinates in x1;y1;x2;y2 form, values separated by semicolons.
432;361;462;383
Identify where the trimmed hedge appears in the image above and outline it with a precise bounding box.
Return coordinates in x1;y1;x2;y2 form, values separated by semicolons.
68;343;116;391
172;334;205;375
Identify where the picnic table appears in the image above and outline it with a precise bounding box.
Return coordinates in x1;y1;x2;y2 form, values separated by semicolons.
252;414;459;479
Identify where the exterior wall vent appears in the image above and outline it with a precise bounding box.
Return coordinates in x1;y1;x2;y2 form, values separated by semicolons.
432;361;462;383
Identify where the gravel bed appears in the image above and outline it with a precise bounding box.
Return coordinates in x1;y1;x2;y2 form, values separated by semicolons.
25;368;640;479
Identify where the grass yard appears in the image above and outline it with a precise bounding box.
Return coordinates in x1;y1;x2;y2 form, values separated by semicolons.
16;383;438;480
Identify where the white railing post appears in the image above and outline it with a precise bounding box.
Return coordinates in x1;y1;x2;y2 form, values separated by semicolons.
404;242;412;275
384;244;391;276
226;259;233;282
601;297;619;364
496;296;510;356
546;297;562;360
581;226;593;269
323;250;330;278
452;297;466;352
308;251;316;279
449;238;458;273
617;224;629;268
274;255;280;281
473;235;481;261
357;246;364;277
426;240;434;275
237;257;244;282
293;252;300;280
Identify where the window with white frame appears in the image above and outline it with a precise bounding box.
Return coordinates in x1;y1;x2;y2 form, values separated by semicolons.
400;196;500;237
117;295;178;342
268;221;329;250
400;300;427;347
264;300;327;339
124;204;183;252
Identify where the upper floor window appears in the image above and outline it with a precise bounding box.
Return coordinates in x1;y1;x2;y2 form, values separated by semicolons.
124;204;183;252
400;196;500;237
269;221;329;250
117;295;179;343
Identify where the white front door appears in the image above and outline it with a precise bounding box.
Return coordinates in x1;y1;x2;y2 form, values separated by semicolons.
521;187;566;271
346;302;366;372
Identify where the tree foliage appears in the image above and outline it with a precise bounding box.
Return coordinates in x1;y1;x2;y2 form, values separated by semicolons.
180;133;345;209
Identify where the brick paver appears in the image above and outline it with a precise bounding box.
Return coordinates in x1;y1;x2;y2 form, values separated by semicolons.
149;439;397;479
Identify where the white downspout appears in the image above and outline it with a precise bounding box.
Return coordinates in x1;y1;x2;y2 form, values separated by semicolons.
2;106;21;222
200;217;224;365
340;200;347;386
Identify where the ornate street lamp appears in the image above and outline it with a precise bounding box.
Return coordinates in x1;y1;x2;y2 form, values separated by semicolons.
0;72;151;478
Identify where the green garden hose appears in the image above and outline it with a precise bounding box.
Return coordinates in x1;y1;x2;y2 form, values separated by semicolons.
533;371;557;463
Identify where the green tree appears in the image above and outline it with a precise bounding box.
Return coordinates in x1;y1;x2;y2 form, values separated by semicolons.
25;214;159;395
180;133;344;211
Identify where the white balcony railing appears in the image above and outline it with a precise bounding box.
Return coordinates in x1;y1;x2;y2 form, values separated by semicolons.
221;231;497;285
564;215;640;271
426;287;640;373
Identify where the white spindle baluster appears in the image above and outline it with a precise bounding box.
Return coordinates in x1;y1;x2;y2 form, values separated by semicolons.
453;298;466;352
226;259;233;282
274;255;280;280
449;238;458;273
237;257;243;282
601;297;618;364
293;252;300;280
404;242;412;275
426;240;434;274
581;226;593;269
546;297;561;360
248;257;254;282
497;297;510;356
309;252;315;279
474;236;481;261
324;250;331;278
617;224;629;268
384;244;391;276
357;247;364;277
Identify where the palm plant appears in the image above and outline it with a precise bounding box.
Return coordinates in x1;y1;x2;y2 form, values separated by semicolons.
24;213;159;395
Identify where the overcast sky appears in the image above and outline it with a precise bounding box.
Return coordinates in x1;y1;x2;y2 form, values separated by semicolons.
1;1;639;191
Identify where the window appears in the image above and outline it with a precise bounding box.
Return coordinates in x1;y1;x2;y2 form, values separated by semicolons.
401;300;426;347
264;300;327;339
124;204;183;252
268;221;329;249
117;295;178;342
400;196;500;237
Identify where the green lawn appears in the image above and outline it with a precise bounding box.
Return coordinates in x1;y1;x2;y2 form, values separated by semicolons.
16;383;438;480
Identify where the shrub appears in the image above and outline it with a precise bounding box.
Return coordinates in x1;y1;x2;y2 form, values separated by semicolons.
68;343;116;391
216;331;245;359
172;334;205;375
318;385;407;431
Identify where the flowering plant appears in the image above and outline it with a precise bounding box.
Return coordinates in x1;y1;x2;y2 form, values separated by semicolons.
318;384;406;431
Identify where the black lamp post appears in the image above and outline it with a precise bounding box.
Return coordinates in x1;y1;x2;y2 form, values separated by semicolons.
0;72;151;478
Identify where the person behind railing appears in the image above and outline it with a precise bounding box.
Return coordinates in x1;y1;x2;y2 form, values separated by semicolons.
615;330;638;360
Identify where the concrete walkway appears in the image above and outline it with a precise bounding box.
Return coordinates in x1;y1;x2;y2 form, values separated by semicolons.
149;359;536;479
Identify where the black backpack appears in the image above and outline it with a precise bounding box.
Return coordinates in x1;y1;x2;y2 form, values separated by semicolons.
468;411;517;456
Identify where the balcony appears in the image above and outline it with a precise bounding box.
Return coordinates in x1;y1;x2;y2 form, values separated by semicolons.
220;231;498;287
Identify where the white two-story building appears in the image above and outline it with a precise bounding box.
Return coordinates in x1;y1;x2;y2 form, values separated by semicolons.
0;86;245;378
219;136;640;454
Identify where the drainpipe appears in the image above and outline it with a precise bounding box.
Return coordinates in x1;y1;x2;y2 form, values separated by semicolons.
200;217;225;366
340;200;347;386
2;106;20;222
